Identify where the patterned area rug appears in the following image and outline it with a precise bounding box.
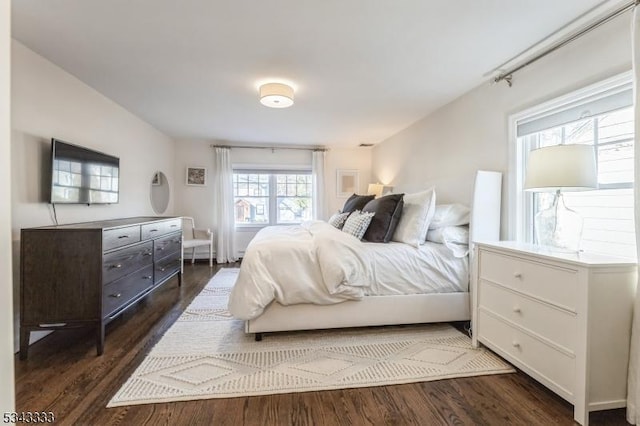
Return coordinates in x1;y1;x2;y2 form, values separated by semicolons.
108;268;513;407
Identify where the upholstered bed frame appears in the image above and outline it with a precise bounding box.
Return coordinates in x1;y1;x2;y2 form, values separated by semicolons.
246;170;502;340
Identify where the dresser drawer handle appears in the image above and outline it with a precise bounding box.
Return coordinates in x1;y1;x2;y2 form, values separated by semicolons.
110;264;123;269
143;252;152;256
149;229;159;233
156;247;165;251
512;341;521;348
512;306;521;313
109;293;122;298
143;275;153;280
170;224;178;228
513;272;522;279
117;235;129;239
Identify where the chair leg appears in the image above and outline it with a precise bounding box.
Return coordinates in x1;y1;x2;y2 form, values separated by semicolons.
191;247;196;264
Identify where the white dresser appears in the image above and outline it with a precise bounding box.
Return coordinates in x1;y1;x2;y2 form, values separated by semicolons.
472;241;636;426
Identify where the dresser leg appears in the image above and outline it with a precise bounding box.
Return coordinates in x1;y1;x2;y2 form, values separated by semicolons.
178;272;182;287
19;327;30;360
96;323;105;356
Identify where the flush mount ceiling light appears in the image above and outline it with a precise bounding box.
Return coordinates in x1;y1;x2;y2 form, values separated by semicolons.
259;82;294;108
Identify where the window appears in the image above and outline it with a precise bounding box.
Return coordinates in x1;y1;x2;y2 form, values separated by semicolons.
233;170;313;226
512;74;635;258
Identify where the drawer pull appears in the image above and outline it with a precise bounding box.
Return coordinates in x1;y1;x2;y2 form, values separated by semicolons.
512;341;521;348
143;252;152;257
512;306;521;313
110;264;123;269
150;229;159;233
109;293;123;298
513;272;522;279
156;247;165;251
143;275;153;280
117;235;129;239
170;224;178;228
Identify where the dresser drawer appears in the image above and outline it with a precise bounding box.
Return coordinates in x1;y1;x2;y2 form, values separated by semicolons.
154;252;181;285
153;231;182;259
103;241;153;284
478;310;575;398
103;225;141;251
479;281;577;351
141;219;182;240
479;250;578;311
102;265;154;318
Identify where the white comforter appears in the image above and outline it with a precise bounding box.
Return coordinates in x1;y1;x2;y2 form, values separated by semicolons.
228;221;373;320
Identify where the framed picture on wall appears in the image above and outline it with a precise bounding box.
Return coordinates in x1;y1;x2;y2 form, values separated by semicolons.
186;166;207;186
336;169;359;198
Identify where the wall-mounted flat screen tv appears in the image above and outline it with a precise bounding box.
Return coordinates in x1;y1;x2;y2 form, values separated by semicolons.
50;138;120;204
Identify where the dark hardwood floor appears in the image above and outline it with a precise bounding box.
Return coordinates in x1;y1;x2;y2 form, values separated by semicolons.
15;262;628;425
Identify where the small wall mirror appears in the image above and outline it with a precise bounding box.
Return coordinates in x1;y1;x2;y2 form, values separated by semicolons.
150;171;170;214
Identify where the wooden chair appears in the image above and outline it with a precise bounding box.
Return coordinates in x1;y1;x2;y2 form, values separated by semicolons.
181;217;213;273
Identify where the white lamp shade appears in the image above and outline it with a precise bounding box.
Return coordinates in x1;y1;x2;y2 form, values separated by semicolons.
367;183;384;198
524;144;597;192
259;83;294;108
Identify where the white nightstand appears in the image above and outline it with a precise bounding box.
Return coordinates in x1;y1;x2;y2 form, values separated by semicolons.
472;241;636;426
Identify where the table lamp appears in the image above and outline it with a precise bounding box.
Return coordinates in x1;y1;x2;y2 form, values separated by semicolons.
524;144;597;252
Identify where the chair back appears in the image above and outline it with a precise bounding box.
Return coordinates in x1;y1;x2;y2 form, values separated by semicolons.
181;217;196;240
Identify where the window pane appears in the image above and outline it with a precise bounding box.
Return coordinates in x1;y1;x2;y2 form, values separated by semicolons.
234;196;269;224
598;141;633;185
277;197;312;223
234;171;312;226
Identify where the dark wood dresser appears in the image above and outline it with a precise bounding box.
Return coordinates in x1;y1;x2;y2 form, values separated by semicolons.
20;216;183;359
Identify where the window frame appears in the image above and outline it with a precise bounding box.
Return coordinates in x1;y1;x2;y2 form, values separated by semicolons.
507;71;633;243
233;167;312;229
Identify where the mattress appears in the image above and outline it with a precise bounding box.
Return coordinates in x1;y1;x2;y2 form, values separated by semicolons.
362;241;469;295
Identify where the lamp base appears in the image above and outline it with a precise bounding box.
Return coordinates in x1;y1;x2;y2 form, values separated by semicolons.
534;191;583;253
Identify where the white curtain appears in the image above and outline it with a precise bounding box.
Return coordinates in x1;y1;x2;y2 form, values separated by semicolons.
312;150;327;220
628;5;640;424
212;147;237;263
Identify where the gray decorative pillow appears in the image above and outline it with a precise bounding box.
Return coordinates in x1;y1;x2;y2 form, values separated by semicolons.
327;212;350;229
342;194;375;213
362;193;404;243
342;210;375;240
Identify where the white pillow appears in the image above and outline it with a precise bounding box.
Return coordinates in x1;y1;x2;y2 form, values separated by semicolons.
342;210;375;240
429;204;470;229
392;188;436;247
327;212;350;229
426;226;469;245
426;226;470;258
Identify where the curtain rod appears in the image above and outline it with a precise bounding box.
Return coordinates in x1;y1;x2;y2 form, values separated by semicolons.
494;0;638;86
210;144;328;152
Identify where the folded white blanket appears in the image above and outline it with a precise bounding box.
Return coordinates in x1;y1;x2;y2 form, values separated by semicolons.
228;221;373;320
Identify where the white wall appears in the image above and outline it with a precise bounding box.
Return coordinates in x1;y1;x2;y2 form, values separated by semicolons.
11;41;177;349
1;0;15;412
174;140;372;256
372;13;631;238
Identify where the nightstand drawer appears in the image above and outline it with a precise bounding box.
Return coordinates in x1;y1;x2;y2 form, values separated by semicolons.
479;250;578;311
478;281;577;351
478;310;575;398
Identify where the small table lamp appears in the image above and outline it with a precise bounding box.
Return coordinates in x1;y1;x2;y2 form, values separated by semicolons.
524;144;597;252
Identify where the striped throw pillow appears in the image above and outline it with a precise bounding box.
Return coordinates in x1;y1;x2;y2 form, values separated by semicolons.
328;212;350;229
342;210;375;240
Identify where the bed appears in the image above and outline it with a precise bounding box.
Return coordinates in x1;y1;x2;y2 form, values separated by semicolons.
229;170;502;340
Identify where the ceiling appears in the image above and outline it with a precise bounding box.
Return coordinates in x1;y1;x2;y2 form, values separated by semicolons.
12;0;608;147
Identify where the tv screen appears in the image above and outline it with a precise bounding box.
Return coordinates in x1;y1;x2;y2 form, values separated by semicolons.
50;139;120;204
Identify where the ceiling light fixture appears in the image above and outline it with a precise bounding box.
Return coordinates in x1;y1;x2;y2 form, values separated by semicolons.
259;82;294;108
